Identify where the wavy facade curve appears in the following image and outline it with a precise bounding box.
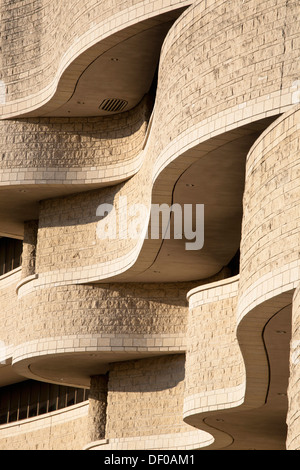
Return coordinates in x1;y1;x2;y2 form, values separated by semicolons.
182;105;300;450
5;0;297;278
12;281;193;387
0;0;300;451
238;105;300;322
0;0;192;118
0;95;151;185
287;285;300;450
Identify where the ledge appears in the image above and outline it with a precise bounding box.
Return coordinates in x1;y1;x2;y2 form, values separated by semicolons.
16;274;39;296
0;401;89;437
0;267;21;285
82;429;214;451
187;275;240;302
83;439;109;451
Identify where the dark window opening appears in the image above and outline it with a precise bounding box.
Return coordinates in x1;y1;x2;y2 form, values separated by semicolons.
0;380;89;425
226;249;240;276
0;237;23;276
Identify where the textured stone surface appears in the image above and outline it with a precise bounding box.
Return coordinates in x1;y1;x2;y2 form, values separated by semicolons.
238;105;300;322
0;403;89;450
88;375;108;442
106;355;192;439
0;0;191;117
0;268;21;348
21;220;38;279
0;0;300;452
184;276;245;422
0;95;151;183
14;282;194;346
287;285;300;450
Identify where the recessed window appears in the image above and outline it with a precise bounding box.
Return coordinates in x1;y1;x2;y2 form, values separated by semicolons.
0;380;89;425
0;237;22;276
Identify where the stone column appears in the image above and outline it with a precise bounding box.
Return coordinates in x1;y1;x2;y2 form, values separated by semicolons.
21;220;38;279
286;285;300;450
88;374;108;442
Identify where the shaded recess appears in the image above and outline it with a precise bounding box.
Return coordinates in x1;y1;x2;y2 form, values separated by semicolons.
184;295;292;450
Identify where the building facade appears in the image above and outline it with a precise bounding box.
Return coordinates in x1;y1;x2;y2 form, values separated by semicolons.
0;0;299;450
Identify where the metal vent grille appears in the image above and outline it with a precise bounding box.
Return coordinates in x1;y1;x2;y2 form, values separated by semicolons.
99;98;128;112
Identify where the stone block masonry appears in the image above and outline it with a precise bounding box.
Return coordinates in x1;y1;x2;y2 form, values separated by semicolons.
0;0;300;451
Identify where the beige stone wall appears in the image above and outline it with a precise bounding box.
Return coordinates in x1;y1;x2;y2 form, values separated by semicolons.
0;97;151;191
184;276;245;424
35;185;138;276
152;0;299;172
1;0;298;120
0;95;151;187
0;0;192;118
23;0;299;287
0;402;89;450
238;105;300;322
0;0;300;451
287;285;300;450
106;355;192;439
14;282;191;347
0;268;21;349
0;0;43;103
88;375;108;442
21;220;38;279
236;105;300;448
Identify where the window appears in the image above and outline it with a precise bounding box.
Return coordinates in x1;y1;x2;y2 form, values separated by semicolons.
0;380;89;425
0;237;23;276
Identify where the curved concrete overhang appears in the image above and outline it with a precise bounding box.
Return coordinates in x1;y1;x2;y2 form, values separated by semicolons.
0;3;191;118
43;18;175;118
83;429;214;451
0;0;298;280
181;105;300;449
184;277;292;450
115;119;276;283
202;302;292;450
0;7;187;238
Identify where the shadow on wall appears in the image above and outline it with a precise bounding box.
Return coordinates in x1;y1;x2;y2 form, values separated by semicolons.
107;354;186;393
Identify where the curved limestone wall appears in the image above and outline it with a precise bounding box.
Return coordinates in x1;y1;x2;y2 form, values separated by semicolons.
89;355;214;450
238;105;300;322
0;0;300;451
0;96;151;188
11;0;299;286
184;277;245;428
0;0;192;118
0;402;89;450
12;282;192;371
0;268;21;355
287;285;300;450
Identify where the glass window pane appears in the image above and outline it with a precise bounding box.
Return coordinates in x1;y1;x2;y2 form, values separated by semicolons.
28;382;39;418
57;386;67;409
67;388;75;407
48;384;59;412
18;382;30;421
8;387;19;423
38;383;49;415
76;388;84;403
0;389;9;424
